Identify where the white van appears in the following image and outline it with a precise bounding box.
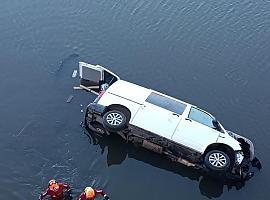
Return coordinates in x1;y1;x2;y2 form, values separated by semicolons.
79;62;259;179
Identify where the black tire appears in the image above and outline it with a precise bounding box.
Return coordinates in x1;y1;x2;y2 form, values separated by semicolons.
204;150;231;172
107;106;131;122
91;122;107;135
102;110;127;132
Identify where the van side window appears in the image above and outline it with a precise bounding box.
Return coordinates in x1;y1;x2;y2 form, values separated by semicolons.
188;107;214;128
146;92;187;114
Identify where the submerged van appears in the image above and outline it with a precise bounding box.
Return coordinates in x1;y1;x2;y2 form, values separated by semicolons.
79;62;260;180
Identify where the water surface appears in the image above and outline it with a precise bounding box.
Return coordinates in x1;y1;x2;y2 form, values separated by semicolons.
0;0;270;199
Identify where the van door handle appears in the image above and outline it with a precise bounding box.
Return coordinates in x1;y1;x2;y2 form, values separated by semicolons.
185;118;192;122
172;113;179;117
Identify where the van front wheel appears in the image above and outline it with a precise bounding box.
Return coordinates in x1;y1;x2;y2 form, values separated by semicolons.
204;150;231;172
102;110;127;132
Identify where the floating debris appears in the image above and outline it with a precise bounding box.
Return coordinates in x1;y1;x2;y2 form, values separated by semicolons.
66;95;74;103
14;120;33;137
72;70;78;78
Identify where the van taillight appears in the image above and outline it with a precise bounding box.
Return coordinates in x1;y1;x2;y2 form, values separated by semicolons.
94;90;105;103
98;91;105;98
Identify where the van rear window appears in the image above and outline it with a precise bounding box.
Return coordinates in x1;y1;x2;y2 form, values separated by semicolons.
146;92;187;114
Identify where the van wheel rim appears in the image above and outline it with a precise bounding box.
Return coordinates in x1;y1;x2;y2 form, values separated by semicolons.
208;152;227;168
106;113;123;126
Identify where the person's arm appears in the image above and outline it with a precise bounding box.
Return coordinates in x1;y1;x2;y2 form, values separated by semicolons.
77;192;86;200
94;189;110;200
62;183;70;190
38;189;49;200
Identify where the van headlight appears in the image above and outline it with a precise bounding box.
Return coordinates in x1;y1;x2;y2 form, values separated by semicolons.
235;151;244;165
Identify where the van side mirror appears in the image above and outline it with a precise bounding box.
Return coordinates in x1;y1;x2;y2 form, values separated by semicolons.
212;119;221;131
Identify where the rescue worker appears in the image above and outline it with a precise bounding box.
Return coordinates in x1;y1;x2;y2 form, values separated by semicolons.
77;187;110;200
39;179;71;200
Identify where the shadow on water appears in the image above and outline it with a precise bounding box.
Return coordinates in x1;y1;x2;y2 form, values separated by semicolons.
84;128;249;199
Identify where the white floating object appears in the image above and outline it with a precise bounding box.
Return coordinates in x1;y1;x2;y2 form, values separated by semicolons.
80;109;83;113
66;95;74;103
72;70;78;78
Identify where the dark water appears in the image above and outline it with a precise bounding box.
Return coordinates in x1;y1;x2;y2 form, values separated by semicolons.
0;0;270;199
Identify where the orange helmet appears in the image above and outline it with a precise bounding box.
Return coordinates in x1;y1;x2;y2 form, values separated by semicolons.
48;179;59;192
85;187;95;199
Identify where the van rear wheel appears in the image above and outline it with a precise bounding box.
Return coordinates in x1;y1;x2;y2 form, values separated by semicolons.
103;110;127;132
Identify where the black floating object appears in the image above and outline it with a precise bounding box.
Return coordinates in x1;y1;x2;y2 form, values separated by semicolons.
251;157;262;170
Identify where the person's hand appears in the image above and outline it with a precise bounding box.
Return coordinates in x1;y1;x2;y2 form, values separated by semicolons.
65;188;71;193
104;194;110;200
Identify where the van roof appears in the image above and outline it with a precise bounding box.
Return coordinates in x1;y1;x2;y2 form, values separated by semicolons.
107;80;152;104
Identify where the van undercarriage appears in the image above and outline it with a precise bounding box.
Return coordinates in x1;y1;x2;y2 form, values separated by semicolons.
84;103;261;182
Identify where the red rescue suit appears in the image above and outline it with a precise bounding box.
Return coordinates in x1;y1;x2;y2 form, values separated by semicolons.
39;183;70;200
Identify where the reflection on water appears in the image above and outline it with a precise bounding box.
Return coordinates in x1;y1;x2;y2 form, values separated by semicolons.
85;128;246;199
